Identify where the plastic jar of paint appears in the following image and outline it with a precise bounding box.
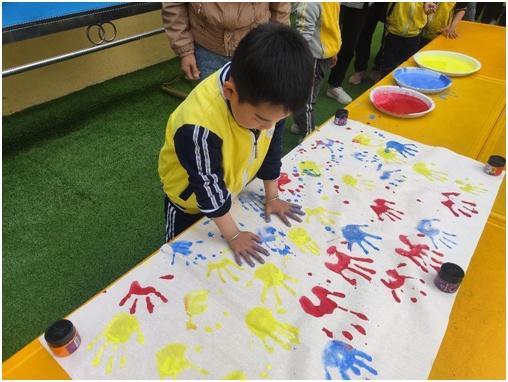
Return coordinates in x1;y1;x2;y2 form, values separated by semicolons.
44;319;81;357
484;155;505;176
434;262;464;293
334;109;348;126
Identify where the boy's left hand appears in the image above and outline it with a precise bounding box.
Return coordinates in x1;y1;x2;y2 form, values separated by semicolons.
264;198;305;227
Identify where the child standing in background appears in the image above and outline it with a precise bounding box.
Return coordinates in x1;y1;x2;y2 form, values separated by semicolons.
420;2;469;47
379;2;436;77
291;2;341;137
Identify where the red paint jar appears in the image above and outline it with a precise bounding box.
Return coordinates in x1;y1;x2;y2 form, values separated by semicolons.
44;319;81;357
334;109;348;126
484;155;506;176
434;262;464;293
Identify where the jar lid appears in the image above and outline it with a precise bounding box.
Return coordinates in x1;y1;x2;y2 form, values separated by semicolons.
44;319;76;347
438;262;465;284
488;155;506;167
335;109;348;117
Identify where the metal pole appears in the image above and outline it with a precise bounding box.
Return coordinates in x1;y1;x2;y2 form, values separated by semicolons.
2;27;164;78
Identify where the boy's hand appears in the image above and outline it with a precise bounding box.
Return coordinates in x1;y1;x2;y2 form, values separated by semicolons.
181;54;200;80
228;232;270;267
424;2;437;14
264;198;305;227
441;25;458;38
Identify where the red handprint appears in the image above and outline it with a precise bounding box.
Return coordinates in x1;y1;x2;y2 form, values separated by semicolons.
441;192;478;218
370;199;404;221
299;286;368;341
395;235;444;273
380;264;427;303
325;246;376;286
277;172;304;195
119;280;168;314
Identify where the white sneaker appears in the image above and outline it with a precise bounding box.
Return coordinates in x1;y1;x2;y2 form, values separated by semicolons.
326;87;353;104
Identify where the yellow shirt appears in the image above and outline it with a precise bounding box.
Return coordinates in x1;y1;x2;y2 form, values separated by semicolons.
386;2;428;37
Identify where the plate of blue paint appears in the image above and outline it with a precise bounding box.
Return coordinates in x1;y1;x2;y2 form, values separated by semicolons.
393;67;452;94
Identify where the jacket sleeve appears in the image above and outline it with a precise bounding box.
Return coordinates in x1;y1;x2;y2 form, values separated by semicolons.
256;121;284;181
161;2;195;57
454;3;469;13
174;125;232;218
295;2;320;42
269;3;291;25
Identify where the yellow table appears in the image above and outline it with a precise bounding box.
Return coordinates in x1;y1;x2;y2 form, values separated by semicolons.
3;21;506;380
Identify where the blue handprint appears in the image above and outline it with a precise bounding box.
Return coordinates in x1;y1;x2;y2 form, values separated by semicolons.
384;140;418;158
416;219;457;249
376;164;407;188
322;340;378;380
341;224;382;255
257;226;292;256
238;191;265;218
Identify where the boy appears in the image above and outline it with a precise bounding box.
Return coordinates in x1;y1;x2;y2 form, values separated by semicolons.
158;24;314;267
379;2;437;77
291;2;342;137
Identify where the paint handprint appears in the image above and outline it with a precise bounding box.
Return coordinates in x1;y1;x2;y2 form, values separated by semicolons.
206;257;243;283
298;160;322;177
352;133;382;147
376;147;405;164
455;178;488;195
119;281;168;314
384;140;418;158
395;235;444;273
376;164;407;187
257;226;292;256
245;307;299;353
416;219;457;249
322;340;378;380
161;240;206;266
370;199;404;221
413;162;448;182
87;313;144;374
441;192;478;218
381;263;427;303
325;246;376;286
341;174;375;191
156;343;208;379
238;191;265;217
341;224;382;255
288;227;320;256
277;172;304;196
311;139;344;166
246;263;298;312
184;290;209;330
304;207;341;226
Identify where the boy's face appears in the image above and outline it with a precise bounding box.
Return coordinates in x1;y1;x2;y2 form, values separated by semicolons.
223;80;290;131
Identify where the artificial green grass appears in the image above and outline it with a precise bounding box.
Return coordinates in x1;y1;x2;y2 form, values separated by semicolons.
2;23;383;360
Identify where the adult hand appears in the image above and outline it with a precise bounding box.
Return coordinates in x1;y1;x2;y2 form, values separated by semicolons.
264;198;305;227
228;231;269;267
181;54;200;80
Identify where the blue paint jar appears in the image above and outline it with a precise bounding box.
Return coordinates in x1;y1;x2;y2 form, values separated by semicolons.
434;262;464;293
334;109;348;126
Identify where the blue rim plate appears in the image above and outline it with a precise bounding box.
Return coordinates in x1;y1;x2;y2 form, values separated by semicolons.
393;67;452;94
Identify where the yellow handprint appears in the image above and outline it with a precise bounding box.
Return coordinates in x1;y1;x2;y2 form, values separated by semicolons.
87;313;144;374
304;207;341;226
376;147;405;164
184;290;209;330
298;160;322;177
206;257;243;283
245;307;299;353
288;227;320;255
352;133;382;147
341;174;375;191
156;343;208;379
455;178;488;194
223;371;247;379
246;263;298;313
413;162;448;182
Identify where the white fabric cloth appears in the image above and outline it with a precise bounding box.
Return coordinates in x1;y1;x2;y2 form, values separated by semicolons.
40;119;504;379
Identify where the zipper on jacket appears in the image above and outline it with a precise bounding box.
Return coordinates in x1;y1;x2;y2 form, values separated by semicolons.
252;129;260;159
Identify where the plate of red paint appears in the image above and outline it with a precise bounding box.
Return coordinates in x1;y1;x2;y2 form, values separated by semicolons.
370;86;435;118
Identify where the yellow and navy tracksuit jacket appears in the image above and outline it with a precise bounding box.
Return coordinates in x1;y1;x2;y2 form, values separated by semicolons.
422;2;468;40
158;63;282;217
295;2;342;59
386;2;428;37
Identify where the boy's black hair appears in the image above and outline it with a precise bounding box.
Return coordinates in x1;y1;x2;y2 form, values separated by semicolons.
230;23;314;114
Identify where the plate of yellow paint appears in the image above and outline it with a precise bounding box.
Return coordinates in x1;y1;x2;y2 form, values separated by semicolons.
413;50;481;77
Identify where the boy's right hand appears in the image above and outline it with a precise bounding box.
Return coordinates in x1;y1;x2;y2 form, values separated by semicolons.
228;231;270;267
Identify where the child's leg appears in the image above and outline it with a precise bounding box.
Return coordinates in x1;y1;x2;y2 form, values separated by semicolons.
164;196;203;242
292;59;329;136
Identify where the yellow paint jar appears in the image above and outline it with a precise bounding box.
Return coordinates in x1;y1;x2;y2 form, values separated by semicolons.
44;319;81;357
